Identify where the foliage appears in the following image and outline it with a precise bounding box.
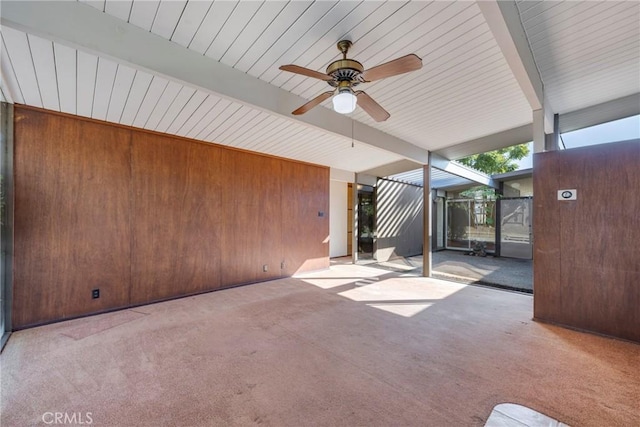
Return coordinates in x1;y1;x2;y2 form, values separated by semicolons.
457;143;530;175
460;186;497;200
453;144;530;228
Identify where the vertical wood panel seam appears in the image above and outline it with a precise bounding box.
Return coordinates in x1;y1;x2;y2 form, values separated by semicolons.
127;128;134;306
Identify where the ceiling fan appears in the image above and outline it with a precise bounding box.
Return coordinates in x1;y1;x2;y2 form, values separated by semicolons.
279;40;422;122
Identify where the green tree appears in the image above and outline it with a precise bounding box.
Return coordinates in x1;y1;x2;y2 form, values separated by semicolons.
457;143;529;175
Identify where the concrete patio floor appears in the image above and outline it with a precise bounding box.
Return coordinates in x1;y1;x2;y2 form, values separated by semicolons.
432;251;533;292
354;251;533;292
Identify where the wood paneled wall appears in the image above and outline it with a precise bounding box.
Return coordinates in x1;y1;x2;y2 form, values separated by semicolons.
533;140;640;342
13;111;132;328
281;161;330;275
219;149;284;285
130;133;224;305
13;106;329;329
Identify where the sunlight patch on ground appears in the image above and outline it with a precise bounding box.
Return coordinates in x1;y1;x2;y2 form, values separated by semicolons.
366;302;434;317
297;263;468;317
296;264;389;289
375;260;419;271
296;277;365;290
337;277;466;317
338;278;465;301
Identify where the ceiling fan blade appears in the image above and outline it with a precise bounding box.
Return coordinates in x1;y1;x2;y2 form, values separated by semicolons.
355;91;390;122
361;54;422;82
292;91;335;115
279;65;333;81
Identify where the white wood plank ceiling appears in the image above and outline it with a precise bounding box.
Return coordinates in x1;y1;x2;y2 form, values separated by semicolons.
388;167;475;190
1;0;638;172
0;24;403;172
516;0;640;115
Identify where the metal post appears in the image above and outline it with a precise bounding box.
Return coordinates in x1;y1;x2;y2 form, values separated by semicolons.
422;156;432;277
352;174;358;264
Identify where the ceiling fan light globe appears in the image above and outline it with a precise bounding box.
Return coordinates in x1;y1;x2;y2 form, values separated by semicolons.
333;92;357;114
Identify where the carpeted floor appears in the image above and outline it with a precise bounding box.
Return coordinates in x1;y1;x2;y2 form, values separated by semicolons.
2;263;638;426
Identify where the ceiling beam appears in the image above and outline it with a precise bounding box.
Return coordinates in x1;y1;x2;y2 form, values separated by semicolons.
478;0;553;133
434;124;532;160
433;93;640;160
430;153;498;189
559;93;640;134
1;0;430;164
360;159;423;179
329;168;355;183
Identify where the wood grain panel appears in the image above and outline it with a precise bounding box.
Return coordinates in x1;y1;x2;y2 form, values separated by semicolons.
558;142;640;341
533;140;640;342
13;107;131;328
532;152;563;322
281;161;330;275
12;106;331;328
130;133;222;304
219;149;283;285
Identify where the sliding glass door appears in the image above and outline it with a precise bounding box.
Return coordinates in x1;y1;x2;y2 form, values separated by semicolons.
446;198;496;252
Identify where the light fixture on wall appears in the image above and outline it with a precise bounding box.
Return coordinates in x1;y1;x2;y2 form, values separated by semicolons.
332;82;357;114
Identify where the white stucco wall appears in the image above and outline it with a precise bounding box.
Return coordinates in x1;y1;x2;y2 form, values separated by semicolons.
329;180;348;258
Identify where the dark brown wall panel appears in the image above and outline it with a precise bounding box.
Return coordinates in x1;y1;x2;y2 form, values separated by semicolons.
281;161;330;275
220;150;283;285
532;153;563;323
13;107;330;328
533;140;640;342
130;134;223;304
13;107;132;328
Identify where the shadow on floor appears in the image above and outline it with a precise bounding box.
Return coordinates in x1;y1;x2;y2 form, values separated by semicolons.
338;250;533;293
431;250;533;293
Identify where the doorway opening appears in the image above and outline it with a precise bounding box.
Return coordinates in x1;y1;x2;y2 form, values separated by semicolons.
498;197;532;259
446;198;496;253
357;185;375;260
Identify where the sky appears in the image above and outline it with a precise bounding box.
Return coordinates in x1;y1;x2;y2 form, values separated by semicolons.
516;114;640;170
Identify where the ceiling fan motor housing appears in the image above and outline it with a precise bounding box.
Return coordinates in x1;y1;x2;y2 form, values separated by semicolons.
326;41;364;87
326;59;364;87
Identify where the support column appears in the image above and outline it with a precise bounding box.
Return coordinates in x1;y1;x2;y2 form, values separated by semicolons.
422;157;432;277
545;113;560;151
533;109;546;154
352;174;358;264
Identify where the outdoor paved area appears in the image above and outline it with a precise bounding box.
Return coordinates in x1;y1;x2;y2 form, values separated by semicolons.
352;250;533;292
432;251;533;292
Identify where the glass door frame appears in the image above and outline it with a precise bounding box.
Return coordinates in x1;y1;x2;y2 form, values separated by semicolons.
445;198;496;253
497;196;533;259
432;196;446;250
356;185;376;260
445;199;472;251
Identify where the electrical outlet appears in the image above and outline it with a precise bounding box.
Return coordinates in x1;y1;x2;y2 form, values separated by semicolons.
263;265;268;272
92;289;100;299
281;261;285;270
318;211;324;217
